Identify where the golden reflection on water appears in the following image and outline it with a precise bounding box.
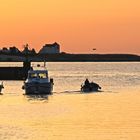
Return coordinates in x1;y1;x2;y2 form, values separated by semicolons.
0;62;140;139
0;88;140;140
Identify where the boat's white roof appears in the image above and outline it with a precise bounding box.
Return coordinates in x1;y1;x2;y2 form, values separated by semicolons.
28;69;48;74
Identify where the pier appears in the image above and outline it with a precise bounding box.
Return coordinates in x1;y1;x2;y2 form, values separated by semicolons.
0;61;31;80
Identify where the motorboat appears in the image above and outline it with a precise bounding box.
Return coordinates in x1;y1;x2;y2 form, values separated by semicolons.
0;82;4;93
81;81;101;92
22;67;54;95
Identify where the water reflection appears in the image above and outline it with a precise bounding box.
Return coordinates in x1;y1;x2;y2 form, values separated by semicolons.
24;94;50;102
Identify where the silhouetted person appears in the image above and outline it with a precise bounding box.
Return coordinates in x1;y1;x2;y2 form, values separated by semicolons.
85;78;90;87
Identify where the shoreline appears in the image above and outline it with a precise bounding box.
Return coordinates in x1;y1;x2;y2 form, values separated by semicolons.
0;53;140;62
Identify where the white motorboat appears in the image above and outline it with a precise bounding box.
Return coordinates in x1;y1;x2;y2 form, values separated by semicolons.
22;67;53;95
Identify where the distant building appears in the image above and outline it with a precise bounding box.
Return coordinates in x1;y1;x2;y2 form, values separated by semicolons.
9;46;21;54
22;44;36;55
1;46;21;54
39;42;60;54
1;47;9;53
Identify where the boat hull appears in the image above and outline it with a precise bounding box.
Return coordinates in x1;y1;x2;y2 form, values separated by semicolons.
81;87;99;92
23;82;53;95
81;83;101;93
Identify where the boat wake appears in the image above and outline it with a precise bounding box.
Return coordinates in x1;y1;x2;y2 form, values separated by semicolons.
53;90;80;94
54;90;103;94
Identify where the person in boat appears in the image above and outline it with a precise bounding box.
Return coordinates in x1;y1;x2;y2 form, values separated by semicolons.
84;78;90;87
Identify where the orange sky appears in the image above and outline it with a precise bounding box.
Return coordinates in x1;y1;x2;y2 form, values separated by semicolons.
0;0;140;54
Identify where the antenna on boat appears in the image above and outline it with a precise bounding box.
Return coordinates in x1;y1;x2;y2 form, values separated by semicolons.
44;59;46;67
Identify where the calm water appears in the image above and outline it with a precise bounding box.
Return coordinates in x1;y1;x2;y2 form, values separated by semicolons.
0;62;140;140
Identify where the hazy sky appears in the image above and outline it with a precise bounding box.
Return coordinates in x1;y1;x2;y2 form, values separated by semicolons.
0;0;140;54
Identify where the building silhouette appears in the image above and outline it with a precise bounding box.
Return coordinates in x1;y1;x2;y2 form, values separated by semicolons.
39;42;60;54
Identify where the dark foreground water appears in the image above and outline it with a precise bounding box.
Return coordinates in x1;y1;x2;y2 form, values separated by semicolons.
0;62;140;140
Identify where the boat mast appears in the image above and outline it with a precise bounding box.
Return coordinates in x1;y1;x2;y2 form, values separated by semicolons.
44;56;47;67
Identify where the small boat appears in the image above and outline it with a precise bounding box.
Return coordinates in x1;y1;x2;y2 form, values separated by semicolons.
22;66;54;95
81;80;101;92
0;82;4;93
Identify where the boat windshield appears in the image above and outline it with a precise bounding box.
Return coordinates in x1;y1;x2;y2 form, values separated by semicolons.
38;73;48;78
29;72;48;79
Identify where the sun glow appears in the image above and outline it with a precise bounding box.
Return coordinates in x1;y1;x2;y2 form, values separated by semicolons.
0;0;140;54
